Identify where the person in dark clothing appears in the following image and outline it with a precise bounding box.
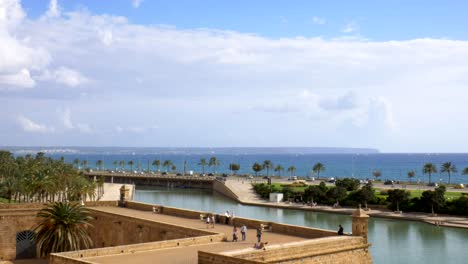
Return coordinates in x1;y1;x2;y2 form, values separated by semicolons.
338;224;344;235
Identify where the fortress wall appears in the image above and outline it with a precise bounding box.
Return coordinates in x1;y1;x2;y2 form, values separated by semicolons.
227;236;371;264
87;209;218;248
198;251;265;264
50;234;225;264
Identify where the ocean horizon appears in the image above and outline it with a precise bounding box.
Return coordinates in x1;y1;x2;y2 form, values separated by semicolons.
3;147;468;184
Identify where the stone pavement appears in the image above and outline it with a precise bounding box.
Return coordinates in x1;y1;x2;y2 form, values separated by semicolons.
84;207;307;264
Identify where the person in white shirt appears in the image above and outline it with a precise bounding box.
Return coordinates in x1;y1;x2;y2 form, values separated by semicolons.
241;224;247;241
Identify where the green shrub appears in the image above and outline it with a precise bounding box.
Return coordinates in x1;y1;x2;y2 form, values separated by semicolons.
335;178;360;191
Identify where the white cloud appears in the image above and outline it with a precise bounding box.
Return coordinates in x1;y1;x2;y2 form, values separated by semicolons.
2;1;468;150
0;0;50;89
131;0;144;8
17;115;53;133
342;21;358;33
45;0;60;18
312;16;326;25
38;67;88;87
0;68;35;88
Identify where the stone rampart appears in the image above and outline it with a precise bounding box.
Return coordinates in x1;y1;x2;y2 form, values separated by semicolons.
226;236;371;263
198;251;264;264
213;180;240;201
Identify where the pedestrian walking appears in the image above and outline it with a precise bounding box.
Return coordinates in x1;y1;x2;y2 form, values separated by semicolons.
256;225;263;243
211;215;215;228
233;226;238;242
225;210;230;224
241;224;247;241
205;215;211;228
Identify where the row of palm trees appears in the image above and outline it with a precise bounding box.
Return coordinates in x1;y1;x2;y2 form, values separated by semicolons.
372;162;468;184
0;151;99;203
251;160;325;177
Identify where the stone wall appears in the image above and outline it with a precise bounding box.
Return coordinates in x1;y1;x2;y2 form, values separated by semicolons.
212;180;239;201
50;234;225;264
198;251;264;264
87;209;217;248
0;209;40;261
226;236;371;264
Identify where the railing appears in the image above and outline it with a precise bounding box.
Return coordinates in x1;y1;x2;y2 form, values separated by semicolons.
84;172;216;181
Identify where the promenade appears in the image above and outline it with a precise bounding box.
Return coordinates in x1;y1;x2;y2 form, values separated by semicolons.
224;178;468;229
83;207;307;264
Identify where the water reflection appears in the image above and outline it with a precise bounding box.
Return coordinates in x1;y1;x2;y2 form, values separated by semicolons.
135;187;468;264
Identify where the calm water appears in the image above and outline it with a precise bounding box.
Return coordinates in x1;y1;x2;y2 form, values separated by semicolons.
51;153;468;183
135;187;468;264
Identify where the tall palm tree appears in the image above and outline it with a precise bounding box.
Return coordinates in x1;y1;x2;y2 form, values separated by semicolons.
252;162;263;177
312;162;325;177
96;160;103;171
274;165;284;176
407;170;416;182
81;160;88;169
34;202;94;257
263;160;273;177
112;161;118;170
171;165;177;173
152;160;161;172
208;157;220;174
119;160;125;171
287;166;296;177
128;160;134;171
441;162;457;184
198;158;207;174
163;160;173;172
73;158;80;169
423;163;437;184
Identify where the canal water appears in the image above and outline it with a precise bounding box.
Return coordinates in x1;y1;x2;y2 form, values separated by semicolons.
134;187;468;264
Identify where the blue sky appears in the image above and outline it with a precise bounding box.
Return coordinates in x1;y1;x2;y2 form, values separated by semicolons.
1;0;468;152
20;0;468;40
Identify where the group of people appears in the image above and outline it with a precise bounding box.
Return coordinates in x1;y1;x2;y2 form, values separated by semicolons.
231;224;248;242
205;214;216;228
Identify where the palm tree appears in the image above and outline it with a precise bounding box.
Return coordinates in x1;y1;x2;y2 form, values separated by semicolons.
423;163;437;184
171;165;177;173
441;162;457;184
73;158;80;169
81;160;88;169
312;162;325;177
274;165;284;176
34;202;94;257
119;160;125;171
463;167;468;176
372;170;382;180
263;160;273;177
152;160;161;172
112;161;118;170
208;157;220;174
128;160;134;171
163;160;172;172
96;160;103;171
407;170;416;182
287;166;296;177
229;163;240;175
252;162;263;177
198;158;207;174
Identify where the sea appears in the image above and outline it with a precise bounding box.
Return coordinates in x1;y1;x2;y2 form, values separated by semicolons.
4;147;468;184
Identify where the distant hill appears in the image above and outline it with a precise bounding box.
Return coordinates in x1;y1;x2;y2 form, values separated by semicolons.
2;146;379;155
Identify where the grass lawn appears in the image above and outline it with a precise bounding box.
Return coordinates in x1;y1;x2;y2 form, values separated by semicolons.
0;197;11;203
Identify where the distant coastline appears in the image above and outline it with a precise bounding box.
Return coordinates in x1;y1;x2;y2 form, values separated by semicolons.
0;146;379;155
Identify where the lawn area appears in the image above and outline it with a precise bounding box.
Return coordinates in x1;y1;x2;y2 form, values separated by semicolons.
0;197;11;203
270;182;308;192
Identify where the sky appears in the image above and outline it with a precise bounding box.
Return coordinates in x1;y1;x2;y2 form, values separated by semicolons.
1;0;468;152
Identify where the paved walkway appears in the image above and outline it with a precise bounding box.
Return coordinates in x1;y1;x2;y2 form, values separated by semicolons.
224;178;468;229
84;207;307;264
